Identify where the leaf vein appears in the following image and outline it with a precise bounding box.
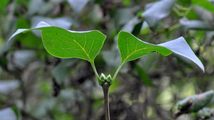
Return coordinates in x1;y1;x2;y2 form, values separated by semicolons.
73;39;91;60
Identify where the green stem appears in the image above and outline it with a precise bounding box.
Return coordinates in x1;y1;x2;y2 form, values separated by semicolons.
112;63;125;80
102;82;110;120
90;61;99;79
90;61;111;120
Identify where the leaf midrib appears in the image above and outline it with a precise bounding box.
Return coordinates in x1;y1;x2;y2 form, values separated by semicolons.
123;47;149;62
73;39;92;61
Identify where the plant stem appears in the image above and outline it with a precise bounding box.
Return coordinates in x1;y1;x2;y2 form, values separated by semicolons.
90;61;99;79
102;82;110;120
112;63;124;80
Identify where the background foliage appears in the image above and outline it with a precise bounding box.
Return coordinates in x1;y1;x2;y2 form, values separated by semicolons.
0;0;214;120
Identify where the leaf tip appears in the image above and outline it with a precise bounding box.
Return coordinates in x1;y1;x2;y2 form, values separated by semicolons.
179;37;205;72
159;36;205;72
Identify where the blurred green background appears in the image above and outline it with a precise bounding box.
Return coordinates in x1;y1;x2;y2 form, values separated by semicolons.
0;0;214;120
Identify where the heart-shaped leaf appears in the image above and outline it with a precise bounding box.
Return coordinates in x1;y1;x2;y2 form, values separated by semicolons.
118;31;172;63
8;21;106;62
118;31;204;71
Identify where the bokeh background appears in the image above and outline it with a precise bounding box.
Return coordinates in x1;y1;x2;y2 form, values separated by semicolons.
0;0;214;120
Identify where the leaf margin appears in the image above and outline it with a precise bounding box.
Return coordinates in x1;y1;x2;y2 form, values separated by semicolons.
117;31;205;72
8;21;106;62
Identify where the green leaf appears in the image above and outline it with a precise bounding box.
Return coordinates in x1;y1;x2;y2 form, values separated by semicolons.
118;31;171;63
118;31;204;71
9;21;106;62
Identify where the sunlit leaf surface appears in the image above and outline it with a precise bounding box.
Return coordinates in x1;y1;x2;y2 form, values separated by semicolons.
9;21;106;62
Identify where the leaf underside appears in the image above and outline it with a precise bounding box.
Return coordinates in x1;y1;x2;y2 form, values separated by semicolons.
118;31;204;72
8;21;106;62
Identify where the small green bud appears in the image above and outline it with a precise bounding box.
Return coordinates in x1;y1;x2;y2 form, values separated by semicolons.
98;73;113;86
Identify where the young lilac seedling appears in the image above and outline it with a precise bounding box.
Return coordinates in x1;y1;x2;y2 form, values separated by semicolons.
8;21;204;120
